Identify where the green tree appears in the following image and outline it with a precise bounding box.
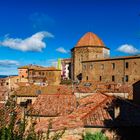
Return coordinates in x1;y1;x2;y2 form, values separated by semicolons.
83;132;108;140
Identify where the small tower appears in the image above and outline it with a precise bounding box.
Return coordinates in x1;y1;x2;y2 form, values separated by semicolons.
71;32;110;81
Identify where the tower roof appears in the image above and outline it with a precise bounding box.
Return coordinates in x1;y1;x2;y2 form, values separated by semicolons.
75;32;105;47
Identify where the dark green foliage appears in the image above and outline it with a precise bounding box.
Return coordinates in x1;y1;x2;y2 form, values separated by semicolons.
83;132;108;140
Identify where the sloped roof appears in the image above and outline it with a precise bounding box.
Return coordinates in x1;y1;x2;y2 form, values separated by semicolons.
34;93;140;132
0;87;8;101
28;94;77;117
18;65;60;71
13;85;72;97
83;55;140;63
76;32;105;47
34;93;113;131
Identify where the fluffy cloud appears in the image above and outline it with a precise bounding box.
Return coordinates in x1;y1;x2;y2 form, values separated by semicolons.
117;44;140;54
0;60;19;67
0;31;54;52
56;47;69;53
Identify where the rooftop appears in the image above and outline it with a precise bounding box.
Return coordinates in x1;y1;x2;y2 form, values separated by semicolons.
18;65;60;71
82;55;140;63
13;85;73;97
34;93;140;132
28;94;77;117
75;32;105;48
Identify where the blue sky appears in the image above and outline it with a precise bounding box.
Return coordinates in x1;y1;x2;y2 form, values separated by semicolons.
0;0;140;75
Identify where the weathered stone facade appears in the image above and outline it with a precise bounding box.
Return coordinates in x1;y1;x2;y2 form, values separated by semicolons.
28;68;61;85
82;56;140;84
18;65;61;85
71;32;110;80
71;32;140;86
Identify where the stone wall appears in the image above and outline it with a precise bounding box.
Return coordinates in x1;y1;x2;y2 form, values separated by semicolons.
72;46;109;80
82;57;140;84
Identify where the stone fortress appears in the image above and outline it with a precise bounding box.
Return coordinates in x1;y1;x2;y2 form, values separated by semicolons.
69;32;140;85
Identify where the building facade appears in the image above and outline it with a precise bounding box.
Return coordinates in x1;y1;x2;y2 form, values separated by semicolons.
61;58;72;80
18;65;61;85
71;31;140;85
82;56;140;84
71;32;110;81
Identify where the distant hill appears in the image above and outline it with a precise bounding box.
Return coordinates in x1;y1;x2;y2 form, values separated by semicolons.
0;75;18;78
0;75;8;78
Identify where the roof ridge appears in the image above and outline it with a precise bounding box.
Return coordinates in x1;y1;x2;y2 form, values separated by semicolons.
81;95;110;120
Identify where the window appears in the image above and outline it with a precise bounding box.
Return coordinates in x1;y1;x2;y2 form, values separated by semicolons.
90;64;93;69
22;75;24;78
101;64;104;70
81;55;83;61
112;75;115;82
125;75;129;82
125;62;129;69
86;76;88;81
83;64;86;70
112;63;115;69
100;76;102;81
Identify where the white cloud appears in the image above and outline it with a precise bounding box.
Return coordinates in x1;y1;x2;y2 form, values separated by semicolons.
0;31;54;52
117;44;140;54
56;47;68;53
0;60;19;67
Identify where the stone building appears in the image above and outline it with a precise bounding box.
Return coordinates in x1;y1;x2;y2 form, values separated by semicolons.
82;55;140;84
71;32;110;81
18;65;61;85
71;31;140;85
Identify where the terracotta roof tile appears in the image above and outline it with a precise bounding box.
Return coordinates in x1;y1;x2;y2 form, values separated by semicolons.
83;55;140;63
13;85;73;97
76;32;105;47
29;94;77;117
18;65;60;71
34;93;112;131
34;93;140;132
0;87;8;101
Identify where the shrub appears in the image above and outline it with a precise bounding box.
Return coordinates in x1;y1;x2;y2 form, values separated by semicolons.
83;131;108;140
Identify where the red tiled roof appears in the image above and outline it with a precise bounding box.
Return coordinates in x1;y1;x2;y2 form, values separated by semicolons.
0;87;8;101
0;102;22;128
13;85;73;97
18;65;60;71
34;93;113;131
82;55;140;63
29;94;77;117
34;93;140;132
76;32;105;47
